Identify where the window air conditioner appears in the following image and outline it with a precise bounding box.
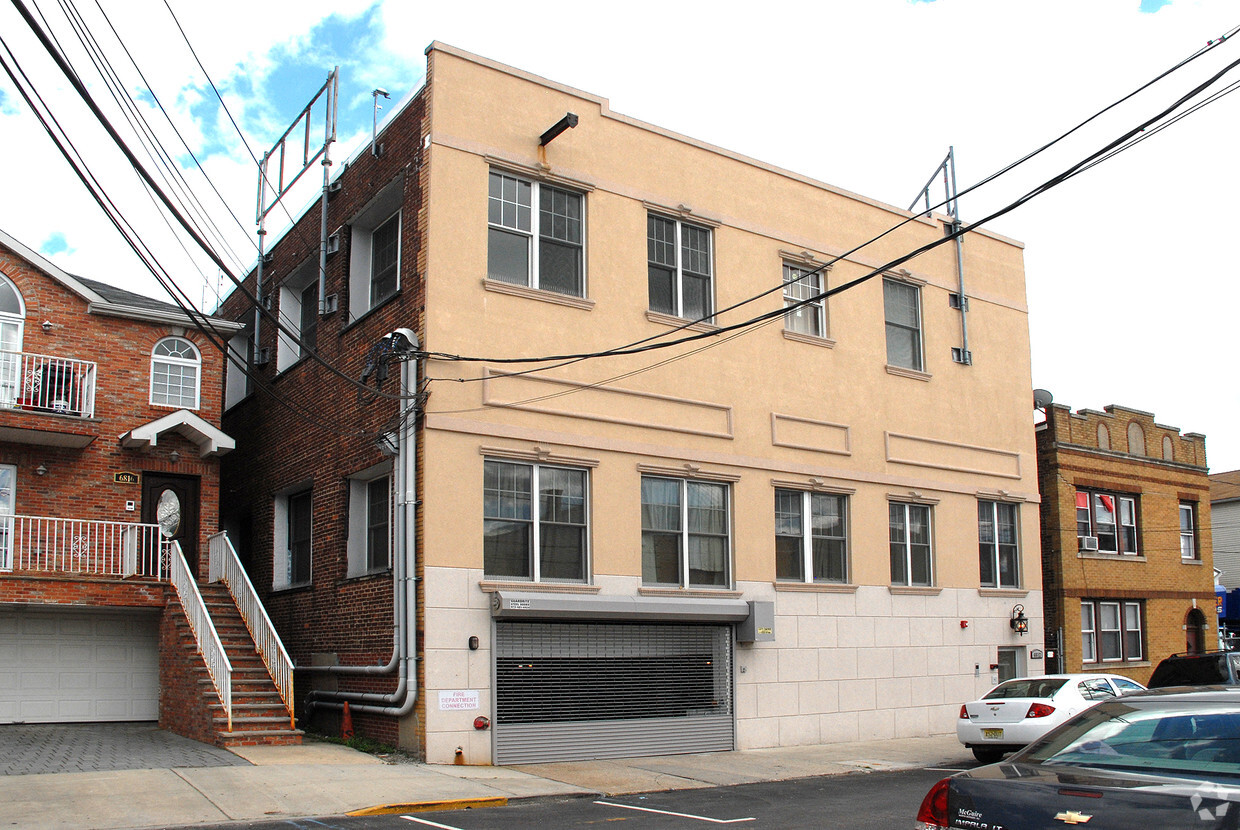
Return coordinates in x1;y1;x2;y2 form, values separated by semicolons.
1079;536;1099;552
326;231;340;255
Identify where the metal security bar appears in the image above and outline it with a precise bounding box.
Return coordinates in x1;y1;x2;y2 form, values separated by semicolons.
208;531;295;727
169;540;232;731
0;351;97;417
0;515;162;576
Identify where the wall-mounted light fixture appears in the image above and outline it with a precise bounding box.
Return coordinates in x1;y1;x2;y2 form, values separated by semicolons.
169;451;180;464
371;88;390;157
41;320;53;333
35;463;47;476
468;636;479;651
1010;604;1029;636
539;112;578;146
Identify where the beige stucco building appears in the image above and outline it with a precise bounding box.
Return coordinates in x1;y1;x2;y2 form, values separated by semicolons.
221;42;1042;765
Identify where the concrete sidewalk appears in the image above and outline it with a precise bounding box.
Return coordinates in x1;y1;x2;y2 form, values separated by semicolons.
0;734;972;830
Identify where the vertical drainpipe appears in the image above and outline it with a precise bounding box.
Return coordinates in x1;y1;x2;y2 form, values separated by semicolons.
949;147;971;364
303;331;419;718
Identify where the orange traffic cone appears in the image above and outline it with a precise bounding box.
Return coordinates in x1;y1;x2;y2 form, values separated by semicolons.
341;701;354;740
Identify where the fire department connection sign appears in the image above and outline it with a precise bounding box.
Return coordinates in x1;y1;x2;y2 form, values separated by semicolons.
438;690;480;711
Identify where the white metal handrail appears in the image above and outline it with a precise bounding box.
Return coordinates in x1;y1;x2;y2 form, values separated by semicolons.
0;515;162;576
0;350;97;418
209;531;295;728
169;540;233;731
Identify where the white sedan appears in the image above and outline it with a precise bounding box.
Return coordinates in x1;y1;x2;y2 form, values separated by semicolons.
957;673;1146;763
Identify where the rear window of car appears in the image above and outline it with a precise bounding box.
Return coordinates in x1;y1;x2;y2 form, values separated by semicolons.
1023;701;1240;777
984;678;1069;699
1149;655;1230;687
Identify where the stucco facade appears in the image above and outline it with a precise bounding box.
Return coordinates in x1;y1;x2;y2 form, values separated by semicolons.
221;43;1042;764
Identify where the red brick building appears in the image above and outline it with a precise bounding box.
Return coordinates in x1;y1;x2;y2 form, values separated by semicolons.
1036;402;1214;685
0;228;296;746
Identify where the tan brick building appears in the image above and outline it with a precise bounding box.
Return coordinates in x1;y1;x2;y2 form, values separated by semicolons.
1036;402;1214;684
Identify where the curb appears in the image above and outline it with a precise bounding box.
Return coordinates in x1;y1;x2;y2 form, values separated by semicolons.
347;796;509;816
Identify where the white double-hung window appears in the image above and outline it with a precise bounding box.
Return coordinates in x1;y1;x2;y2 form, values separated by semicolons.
647;214;712;321
889;502;933;586
487;171;584;297
641;475;729;588
782;263;825;337
484;460;588;582
775;488;847;583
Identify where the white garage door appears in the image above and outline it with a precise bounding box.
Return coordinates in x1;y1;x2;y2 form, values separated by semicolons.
0;609;160;723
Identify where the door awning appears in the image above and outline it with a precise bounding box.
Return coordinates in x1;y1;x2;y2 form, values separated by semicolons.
119;410;235;458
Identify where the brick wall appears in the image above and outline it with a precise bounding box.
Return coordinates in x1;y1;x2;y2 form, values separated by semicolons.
219;88;429;752
0;242;228;575
1037;403;1214;685
158;595;219;744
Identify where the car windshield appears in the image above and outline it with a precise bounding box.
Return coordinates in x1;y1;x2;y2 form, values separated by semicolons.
984;678;1069;699
1021;699;1240;778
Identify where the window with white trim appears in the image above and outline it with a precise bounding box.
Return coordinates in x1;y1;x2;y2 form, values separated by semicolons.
273;488;312;589
641;475;729;587
883;277;923;371
276;261;318;372
224;329;252;409
1075;489;1138;554
0;273;25;410
1180;502;1198;560
775;488;847;583
978;500;1020;588
487;171;584;296
889;502;932;586
1081;600;1144;663
782;263;825;337
484;460;587;582
150;336;201;409
647;214;713;320
347;177;403;320
346;464;392;577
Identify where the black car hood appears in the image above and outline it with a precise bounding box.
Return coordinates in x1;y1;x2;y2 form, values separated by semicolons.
947;762;1240;830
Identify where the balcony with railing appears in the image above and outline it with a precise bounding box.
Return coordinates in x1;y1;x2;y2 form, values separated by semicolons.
0;515;165;577
0;350;97;419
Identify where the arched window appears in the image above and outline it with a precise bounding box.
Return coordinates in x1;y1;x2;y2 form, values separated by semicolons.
150;336;201;409
1096;423;1110;451
0;273;26;409
1162;435;1174;461
1127;422;1145;456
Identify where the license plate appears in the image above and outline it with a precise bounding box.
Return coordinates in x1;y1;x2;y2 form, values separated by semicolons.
983;728;1004;740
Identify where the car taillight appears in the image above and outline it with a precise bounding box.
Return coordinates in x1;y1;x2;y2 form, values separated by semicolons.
915;778;952;829
959;704;969;719
1026;702;1056;718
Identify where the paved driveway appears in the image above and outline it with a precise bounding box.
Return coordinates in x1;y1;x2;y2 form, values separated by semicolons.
0;722;251;775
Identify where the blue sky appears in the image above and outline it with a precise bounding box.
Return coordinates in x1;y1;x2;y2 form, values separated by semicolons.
0;0;1238;470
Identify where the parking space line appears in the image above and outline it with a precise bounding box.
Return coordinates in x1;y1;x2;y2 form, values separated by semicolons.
401;816;466;830
595;800;756;823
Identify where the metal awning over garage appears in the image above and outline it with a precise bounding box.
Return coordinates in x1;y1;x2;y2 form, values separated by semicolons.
0;608;160;723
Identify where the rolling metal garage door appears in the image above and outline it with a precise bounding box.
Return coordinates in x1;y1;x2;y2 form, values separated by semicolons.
494;621;734;764
0;609;160;723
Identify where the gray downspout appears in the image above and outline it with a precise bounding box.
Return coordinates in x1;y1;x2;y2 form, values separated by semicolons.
305;331;419;717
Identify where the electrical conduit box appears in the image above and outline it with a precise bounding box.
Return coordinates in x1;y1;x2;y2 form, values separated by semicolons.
737;601;774;643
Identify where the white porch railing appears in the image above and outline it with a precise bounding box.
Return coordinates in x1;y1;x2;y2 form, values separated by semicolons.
0;350;97;418
0;515;163;576
209;531;295;728
169;539;233;731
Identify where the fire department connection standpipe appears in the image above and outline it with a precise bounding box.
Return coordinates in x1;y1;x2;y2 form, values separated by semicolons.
304;329;419;718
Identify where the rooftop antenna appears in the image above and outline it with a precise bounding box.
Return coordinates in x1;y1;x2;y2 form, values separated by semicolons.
372;88;390;157
909;147;970;366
